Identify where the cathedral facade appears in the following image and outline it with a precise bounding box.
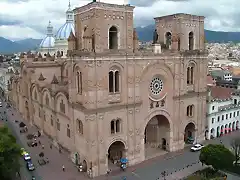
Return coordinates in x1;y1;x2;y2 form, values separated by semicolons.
9;1;208;177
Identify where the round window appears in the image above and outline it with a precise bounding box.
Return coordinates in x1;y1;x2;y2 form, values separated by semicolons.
150;77;163;95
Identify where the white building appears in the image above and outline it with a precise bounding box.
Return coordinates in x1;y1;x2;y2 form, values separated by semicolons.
206;86;240;140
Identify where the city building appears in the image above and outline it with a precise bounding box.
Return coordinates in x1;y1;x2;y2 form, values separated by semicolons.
206;86;239;140
210;69;232;81
8;0;208;177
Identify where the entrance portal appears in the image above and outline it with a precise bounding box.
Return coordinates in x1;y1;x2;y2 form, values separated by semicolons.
184;122;195;144
144;115;170;159
107;141;125;169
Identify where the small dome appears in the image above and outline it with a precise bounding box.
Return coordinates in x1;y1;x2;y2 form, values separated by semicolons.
56;22;75;40
39;36;55;48
39;21;55;48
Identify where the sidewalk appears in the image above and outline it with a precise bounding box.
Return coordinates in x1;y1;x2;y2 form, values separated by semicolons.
6;106;89;180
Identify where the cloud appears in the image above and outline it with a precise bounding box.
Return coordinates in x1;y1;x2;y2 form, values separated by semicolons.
0;0;240;40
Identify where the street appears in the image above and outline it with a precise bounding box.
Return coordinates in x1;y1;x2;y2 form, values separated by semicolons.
1;98;240;180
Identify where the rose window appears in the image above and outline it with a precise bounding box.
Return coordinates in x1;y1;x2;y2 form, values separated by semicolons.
150;77;163;95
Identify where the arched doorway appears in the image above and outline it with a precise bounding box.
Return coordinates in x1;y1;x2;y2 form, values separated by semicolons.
74;152;80;165
82;160;87;172
184;122;195;144
25;101;30;122
144;115;170;159
225;124;228;134
109;26;118;49
232;122;236;131
229;123;232;132
210;128;215;139
221;125;224;136
217;126;220;137
205;130;209;140
107;141;125;169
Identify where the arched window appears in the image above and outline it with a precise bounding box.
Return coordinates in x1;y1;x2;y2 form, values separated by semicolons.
187;65;194;85
50;115;53;126
165;32;172;49
110;119;121;134
76;71;82;94
109;26;118;49
77;119;83;135
34;90;37;100
45;95;49;106
189;32;194;50
115;71;119;92
60;100;65;114
108;70;120;93
178;38;181;51
109;71;114;93
187;105;194;117
67;124;71;138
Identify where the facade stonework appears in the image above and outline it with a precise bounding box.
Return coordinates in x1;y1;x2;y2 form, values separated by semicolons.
9;2;208;177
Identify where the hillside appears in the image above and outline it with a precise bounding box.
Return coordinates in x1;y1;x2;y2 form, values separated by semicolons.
0;38;41;54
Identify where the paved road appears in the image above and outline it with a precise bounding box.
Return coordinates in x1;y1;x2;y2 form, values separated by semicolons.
100;131;240;180
0;104;38;180
2;98;240;180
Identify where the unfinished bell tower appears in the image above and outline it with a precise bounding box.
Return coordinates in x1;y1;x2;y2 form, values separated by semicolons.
73;1;135;53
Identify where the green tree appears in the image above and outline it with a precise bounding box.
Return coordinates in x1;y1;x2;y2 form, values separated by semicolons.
231;137;240;165
0;126;21;180
199;144;234;171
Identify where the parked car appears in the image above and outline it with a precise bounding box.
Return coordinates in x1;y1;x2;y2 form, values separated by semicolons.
26;161;35;171
23;153;31;161
190;144;204;152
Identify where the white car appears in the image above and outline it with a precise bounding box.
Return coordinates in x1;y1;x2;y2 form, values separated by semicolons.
23;153;31;161
190;144;204;152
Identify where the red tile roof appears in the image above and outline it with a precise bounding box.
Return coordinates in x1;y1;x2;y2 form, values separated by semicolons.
209;86;234;99
207;75;216;86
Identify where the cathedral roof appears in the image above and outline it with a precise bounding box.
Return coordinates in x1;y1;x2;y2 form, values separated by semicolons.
56;1;75;40
39;21;55;48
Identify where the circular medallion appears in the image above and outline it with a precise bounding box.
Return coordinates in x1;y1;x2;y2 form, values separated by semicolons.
150;77;163;95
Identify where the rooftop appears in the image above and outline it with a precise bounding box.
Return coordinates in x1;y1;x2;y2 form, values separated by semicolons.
209;86;234;100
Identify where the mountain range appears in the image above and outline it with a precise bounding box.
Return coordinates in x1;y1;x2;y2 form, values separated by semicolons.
1;24;240;54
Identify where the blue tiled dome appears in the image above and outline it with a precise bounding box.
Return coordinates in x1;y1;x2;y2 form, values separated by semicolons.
39;36;55;48
56;22;75;40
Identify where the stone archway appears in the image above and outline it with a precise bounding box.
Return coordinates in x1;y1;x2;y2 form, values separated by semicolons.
184;122;196;144
107;141;126;168
144;115;170;159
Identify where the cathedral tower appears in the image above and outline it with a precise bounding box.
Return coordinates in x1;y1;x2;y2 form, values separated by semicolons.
73;1;134;52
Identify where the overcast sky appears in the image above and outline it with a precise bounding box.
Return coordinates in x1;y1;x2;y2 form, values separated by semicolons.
0;0;239;40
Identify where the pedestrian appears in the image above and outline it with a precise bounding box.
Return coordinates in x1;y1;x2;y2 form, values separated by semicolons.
42;144;44;149
62;165;65;172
